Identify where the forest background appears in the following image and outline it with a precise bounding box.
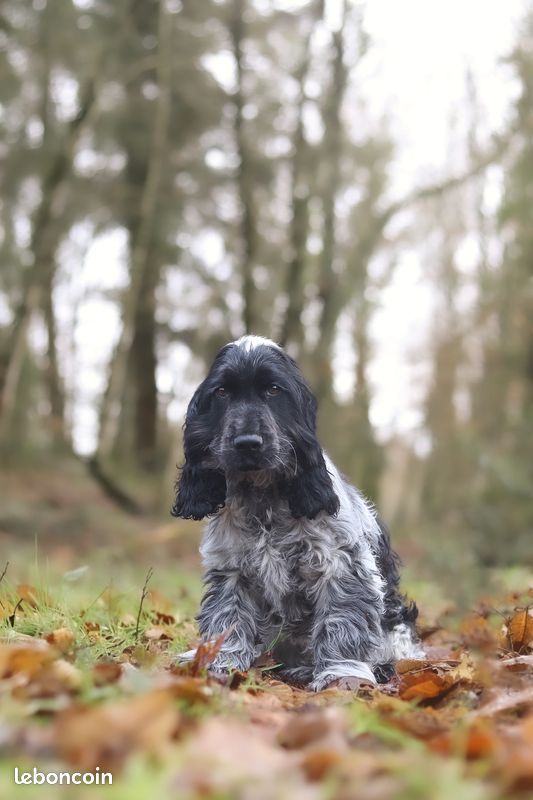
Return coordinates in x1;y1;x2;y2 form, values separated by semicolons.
1;0;532;603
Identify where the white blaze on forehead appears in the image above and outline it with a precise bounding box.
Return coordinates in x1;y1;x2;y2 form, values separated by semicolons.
231;335;281;352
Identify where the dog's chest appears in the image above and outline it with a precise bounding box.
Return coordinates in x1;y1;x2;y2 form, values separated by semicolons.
244;524;303;608
204;504;337;612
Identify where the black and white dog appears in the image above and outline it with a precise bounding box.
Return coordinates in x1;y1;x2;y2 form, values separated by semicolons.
172;335;422;690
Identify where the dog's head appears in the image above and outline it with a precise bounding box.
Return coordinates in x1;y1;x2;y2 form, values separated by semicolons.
171;335;339;521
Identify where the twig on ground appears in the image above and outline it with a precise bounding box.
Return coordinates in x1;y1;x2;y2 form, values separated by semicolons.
134;567;154;643
8;597;23;627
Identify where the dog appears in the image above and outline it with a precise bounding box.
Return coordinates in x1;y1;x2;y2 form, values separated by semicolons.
172;335;423;690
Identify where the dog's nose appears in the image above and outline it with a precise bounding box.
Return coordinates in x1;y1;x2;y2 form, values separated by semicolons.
233;434;263;451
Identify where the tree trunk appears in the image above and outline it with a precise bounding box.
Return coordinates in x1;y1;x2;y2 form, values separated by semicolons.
278;1;321;352
97;0;172;461
230;0;258;335
0;76;95;442
312;5;348;402
351;297;382;499
132;259;161;468
43;289;67;446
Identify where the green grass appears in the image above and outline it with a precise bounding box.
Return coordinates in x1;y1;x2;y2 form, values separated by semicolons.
0;558;519;800
0;559;202;689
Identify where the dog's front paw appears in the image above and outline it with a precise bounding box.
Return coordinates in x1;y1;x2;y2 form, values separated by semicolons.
176;648;197;663
310;661;377;692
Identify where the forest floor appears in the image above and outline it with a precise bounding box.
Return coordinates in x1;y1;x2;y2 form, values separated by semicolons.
1;460;533;799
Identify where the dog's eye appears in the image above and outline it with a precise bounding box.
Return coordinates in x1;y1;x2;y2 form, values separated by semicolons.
215;386;228;398
266;384;281;397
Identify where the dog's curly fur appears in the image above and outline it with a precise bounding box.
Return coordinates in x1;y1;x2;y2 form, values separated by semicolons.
172;335;423;689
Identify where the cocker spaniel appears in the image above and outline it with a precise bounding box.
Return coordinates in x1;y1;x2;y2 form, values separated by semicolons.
172;335;423;690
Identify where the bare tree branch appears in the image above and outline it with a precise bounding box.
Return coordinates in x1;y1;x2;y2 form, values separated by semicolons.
377;136;509;231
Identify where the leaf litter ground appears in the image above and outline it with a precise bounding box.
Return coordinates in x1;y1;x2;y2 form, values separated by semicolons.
1;562;533;800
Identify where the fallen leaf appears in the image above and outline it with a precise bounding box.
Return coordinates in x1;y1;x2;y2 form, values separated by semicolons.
278;707;346;749
50;659;82;691
505;609;533;653
46;628;75;653
400;675;449;701
459;614;498;652
463;719;499;759
0;641;54;680
472;686;533;719
498;654;533;672
93;662;122;686
175;717;296;791
146;589;174;614
497;715;533;790
187;631;228;677
301;746;344;780
153;610;176;625
144;625;172;642
54;689;180;772
16;584;44;608
448;653;476;683
165;675;214;703
396;658;433;674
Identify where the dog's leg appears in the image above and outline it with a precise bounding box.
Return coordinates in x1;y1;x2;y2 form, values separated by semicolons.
196;568;266;673
308;568;385;691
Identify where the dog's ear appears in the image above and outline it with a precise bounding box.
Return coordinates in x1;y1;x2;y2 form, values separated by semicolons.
171;383;227;520
283;372;339;519
286;456;340;519
171;463;226;520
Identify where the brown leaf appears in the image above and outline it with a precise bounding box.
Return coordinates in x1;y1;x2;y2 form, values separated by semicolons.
463;719;499;759
497;715;533;790
447;653;476;683
0;641;80;699
144;625;172;642
175;718;296;791
472;686;533;719
0;641;54;680
278;708;346;749
506;609;533;653
373;695;454;741
400;675;449;701
188;631;228;677
459;614;498;652
498;654;533;672
49;659;82;691
153;611;176;625
16;584;46;608
84;621;100;632
396;658;433;675
397;654;476;703
428;719;499;759
93;662;122;686
301;747;344;781
54;689;180;772
46;628;75;653
146;589;174;614
165;675;214;703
